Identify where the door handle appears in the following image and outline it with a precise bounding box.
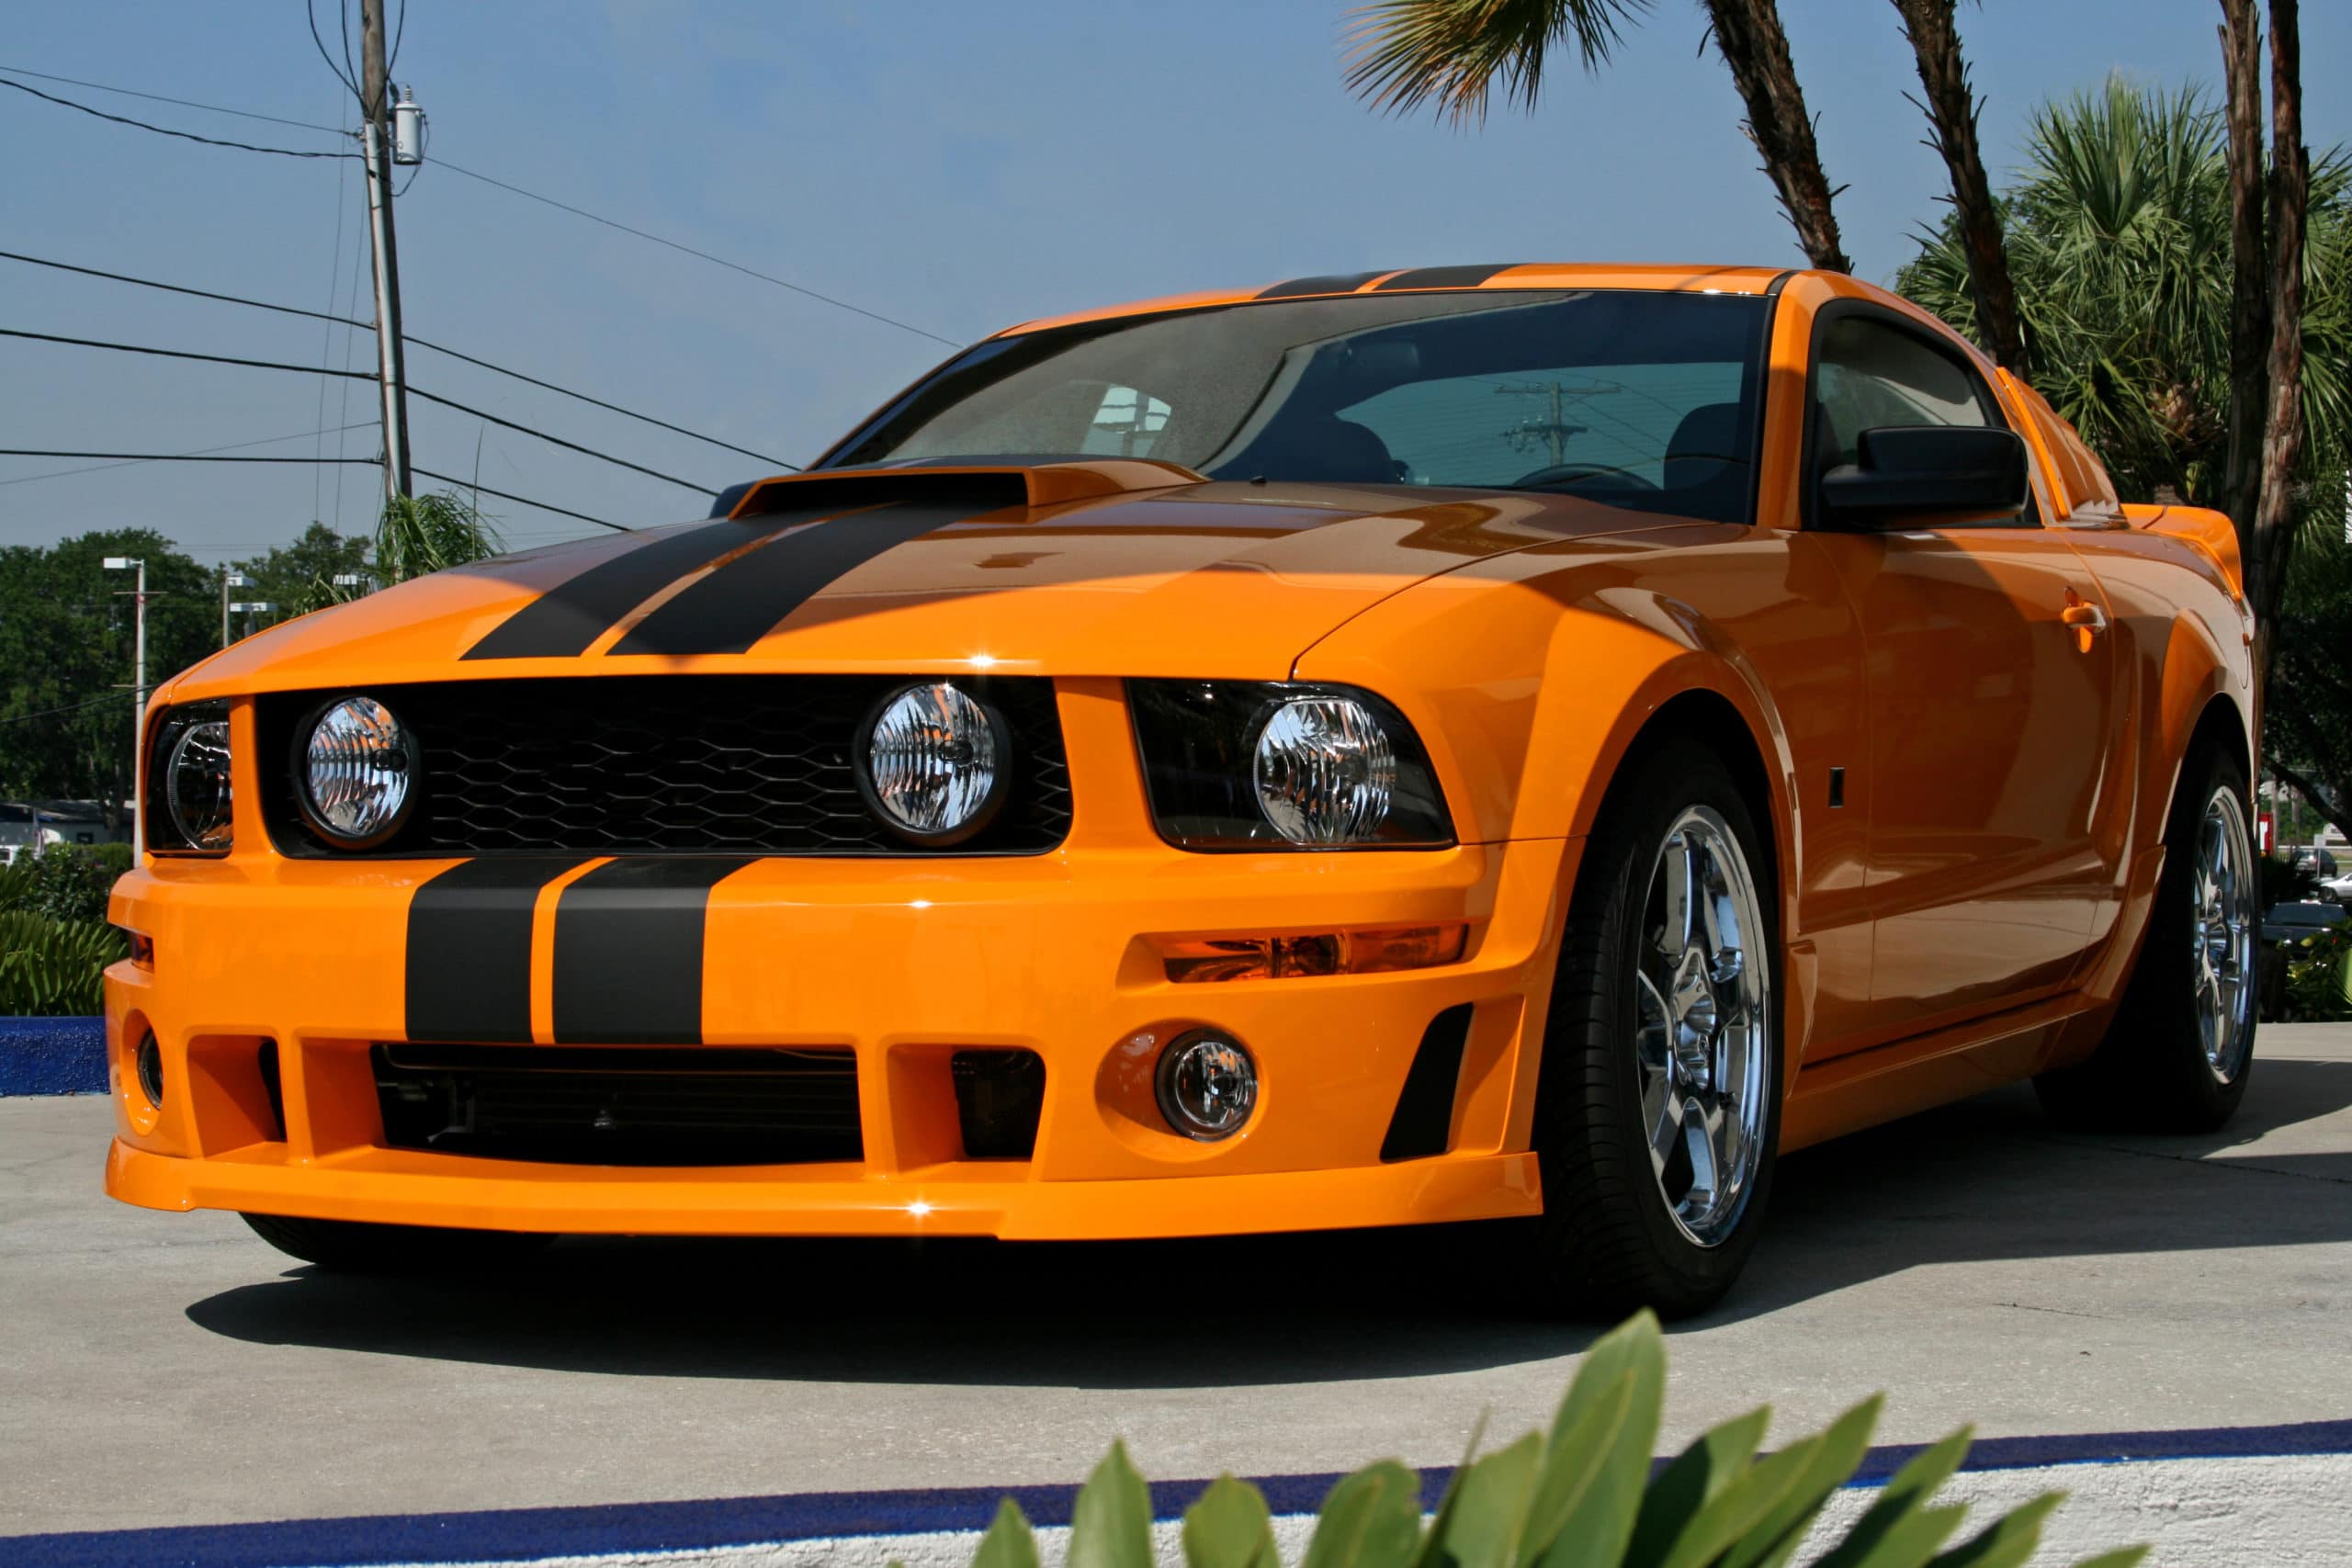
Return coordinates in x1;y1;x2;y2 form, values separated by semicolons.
2061;602;2107;633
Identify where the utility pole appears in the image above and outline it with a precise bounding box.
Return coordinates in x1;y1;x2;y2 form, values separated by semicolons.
103;557;147;855
220;570;251;649
359;0;413;502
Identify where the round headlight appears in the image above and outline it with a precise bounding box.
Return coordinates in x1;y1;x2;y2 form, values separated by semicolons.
1252;696;1396;844
300;695;416;846
861;682;1005;843
164;719;233;851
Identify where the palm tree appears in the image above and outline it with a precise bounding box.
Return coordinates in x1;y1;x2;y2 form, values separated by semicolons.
372;489;504;584
1887;0;2027;376
1345;0;1852;274
1898;79;2346;512
1899;76;2350;834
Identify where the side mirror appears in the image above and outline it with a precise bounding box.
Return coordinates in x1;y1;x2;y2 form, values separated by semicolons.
1819;425;2028;528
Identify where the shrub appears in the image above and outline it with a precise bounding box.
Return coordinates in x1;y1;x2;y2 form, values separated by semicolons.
0;909;128;1015
2284;923;2352;1022
0;842;130;925
967;1313;2142;1568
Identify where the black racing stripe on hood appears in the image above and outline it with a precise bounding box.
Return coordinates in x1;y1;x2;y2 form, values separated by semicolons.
1256;271;1392;299
609;500;986;657
1373;265;1516;290
550;858;751;1045
404;857;588;1043
460;510;831;661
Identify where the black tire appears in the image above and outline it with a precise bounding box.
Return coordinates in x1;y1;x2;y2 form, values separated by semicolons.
242;1213;554;1273
1528;735;1783;1320
2034;741;2257;1134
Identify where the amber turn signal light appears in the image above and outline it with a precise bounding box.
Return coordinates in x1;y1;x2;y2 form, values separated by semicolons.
1157;923;1468;984
126;931;155;969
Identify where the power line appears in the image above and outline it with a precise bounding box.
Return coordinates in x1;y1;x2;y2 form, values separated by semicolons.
2;328;713;490
0;63;959;347
425;157;964;347
0;251;799;468
0;694;124;728
0;424;374;487
412;468;630;532
0;449;379;465
0;75;358;160
405;386;715;494
0;64;346;134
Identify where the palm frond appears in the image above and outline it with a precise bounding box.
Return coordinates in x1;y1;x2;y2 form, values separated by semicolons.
1343;0;1650;123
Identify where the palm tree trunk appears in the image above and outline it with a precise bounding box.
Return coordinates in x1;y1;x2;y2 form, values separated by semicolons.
1890;0;2027;377
1702;0;1850;274
2252;0;2308;669
2218;0;2269;548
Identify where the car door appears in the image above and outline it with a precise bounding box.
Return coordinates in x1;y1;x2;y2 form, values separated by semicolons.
1801;306;2120;1045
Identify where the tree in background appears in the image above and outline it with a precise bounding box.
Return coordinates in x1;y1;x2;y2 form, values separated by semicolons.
1343;0;1852;272
2267;502;2352;836
1900;78;2349;834
0;530;216;829
230;521;374;619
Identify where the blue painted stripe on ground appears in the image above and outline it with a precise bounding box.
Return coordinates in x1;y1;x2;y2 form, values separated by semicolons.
0;1014;106;1096
7;1418;2347;1568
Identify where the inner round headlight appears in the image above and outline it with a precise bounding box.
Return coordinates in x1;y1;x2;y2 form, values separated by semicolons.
300;695;416;846
861;682;1004;843
164;719;234;852
1252;696;1396;844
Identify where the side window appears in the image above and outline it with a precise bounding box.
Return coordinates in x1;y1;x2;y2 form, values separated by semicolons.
1811;312;2033;528
1814;316;1991;469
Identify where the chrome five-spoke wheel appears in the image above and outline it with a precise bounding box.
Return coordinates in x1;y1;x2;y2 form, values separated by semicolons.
1632;805;1770;1247
2190;785;2256;1084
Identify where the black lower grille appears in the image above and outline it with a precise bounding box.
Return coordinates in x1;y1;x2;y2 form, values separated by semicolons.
372;1044;864;1167
258;675;1071;857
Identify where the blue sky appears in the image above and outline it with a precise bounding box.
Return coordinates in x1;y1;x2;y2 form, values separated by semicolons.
4;0;2345;563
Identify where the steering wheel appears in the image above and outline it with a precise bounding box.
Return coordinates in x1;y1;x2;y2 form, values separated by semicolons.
1511;462;1658;493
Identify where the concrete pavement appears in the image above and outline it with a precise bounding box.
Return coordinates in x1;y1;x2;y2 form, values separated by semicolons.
4;1025;2346;1540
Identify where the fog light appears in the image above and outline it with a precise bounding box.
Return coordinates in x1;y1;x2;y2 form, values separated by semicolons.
1156;1030;1257;1141
134;1031;164;1109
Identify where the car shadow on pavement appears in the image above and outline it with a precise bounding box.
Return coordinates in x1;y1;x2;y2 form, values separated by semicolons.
181;1057;2352;1387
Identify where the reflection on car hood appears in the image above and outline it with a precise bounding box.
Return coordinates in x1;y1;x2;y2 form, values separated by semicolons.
169;479;1700;695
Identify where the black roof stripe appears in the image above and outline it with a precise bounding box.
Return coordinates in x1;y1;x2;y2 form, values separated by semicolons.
1255;270;1394;299
1373;264;1519;291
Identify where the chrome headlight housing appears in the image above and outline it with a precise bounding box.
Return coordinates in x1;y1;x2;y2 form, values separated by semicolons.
857;681;1009;844
296;695;418;847
1128;681;1452;850
145;701;233;853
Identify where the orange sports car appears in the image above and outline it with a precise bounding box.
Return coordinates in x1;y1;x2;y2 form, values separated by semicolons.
107;264;2258;1315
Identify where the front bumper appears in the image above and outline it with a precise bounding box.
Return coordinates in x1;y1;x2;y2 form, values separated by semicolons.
103;837;1572;1240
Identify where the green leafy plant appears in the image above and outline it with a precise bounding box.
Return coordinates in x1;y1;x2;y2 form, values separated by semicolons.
2283;922;2352;1022
0;843;130;925
0;909;128;1015
373;490;503;583
951;1314;2142;1568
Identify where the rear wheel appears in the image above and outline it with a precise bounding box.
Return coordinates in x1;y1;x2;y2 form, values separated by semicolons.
1528;737;1781;1319
2034;741;2257;1132
242;1213;553;1273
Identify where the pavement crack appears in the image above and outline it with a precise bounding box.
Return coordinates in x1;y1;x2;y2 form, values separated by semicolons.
1994;1300;2114;1320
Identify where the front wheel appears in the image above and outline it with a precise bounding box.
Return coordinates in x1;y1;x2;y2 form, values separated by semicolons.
1528;737;1781;1319
242;1213;554;1273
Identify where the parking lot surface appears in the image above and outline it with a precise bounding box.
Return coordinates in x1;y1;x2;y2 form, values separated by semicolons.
4;1025;2346;1538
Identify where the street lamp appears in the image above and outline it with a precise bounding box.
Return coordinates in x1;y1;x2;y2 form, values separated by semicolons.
220;571;252;649
103;557;147;859
331;572;375;596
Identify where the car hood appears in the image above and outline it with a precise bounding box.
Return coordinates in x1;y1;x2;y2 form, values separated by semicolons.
171;463;1691;697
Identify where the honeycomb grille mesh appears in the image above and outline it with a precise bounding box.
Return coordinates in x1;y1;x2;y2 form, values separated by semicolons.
257;675;1070;857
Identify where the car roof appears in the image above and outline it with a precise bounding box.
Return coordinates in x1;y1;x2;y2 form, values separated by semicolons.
996;262;1802;338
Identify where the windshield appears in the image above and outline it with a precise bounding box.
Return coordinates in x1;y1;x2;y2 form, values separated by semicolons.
824;289;1772;525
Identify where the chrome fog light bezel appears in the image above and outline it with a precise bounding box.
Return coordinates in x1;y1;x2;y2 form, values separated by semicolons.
1155;1028;1259;1141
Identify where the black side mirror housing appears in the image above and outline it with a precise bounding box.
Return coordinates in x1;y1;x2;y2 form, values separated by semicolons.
1819;425;2029;528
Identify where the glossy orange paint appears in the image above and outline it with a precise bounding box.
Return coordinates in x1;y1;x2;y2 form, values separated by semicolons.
107;265;2252;1239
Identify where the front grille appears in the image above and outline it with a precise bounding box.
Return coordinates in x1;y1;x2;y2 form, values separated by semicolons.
257;675;1070;857
372;1043;864;1167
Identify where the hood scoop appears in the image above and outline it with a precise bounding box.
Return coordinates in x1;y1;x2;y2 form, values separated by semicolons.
715;459;1206;521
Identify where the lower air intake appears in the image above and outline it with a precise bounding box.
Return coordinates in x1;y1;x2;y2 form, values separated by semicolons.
372;1044;863;1167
